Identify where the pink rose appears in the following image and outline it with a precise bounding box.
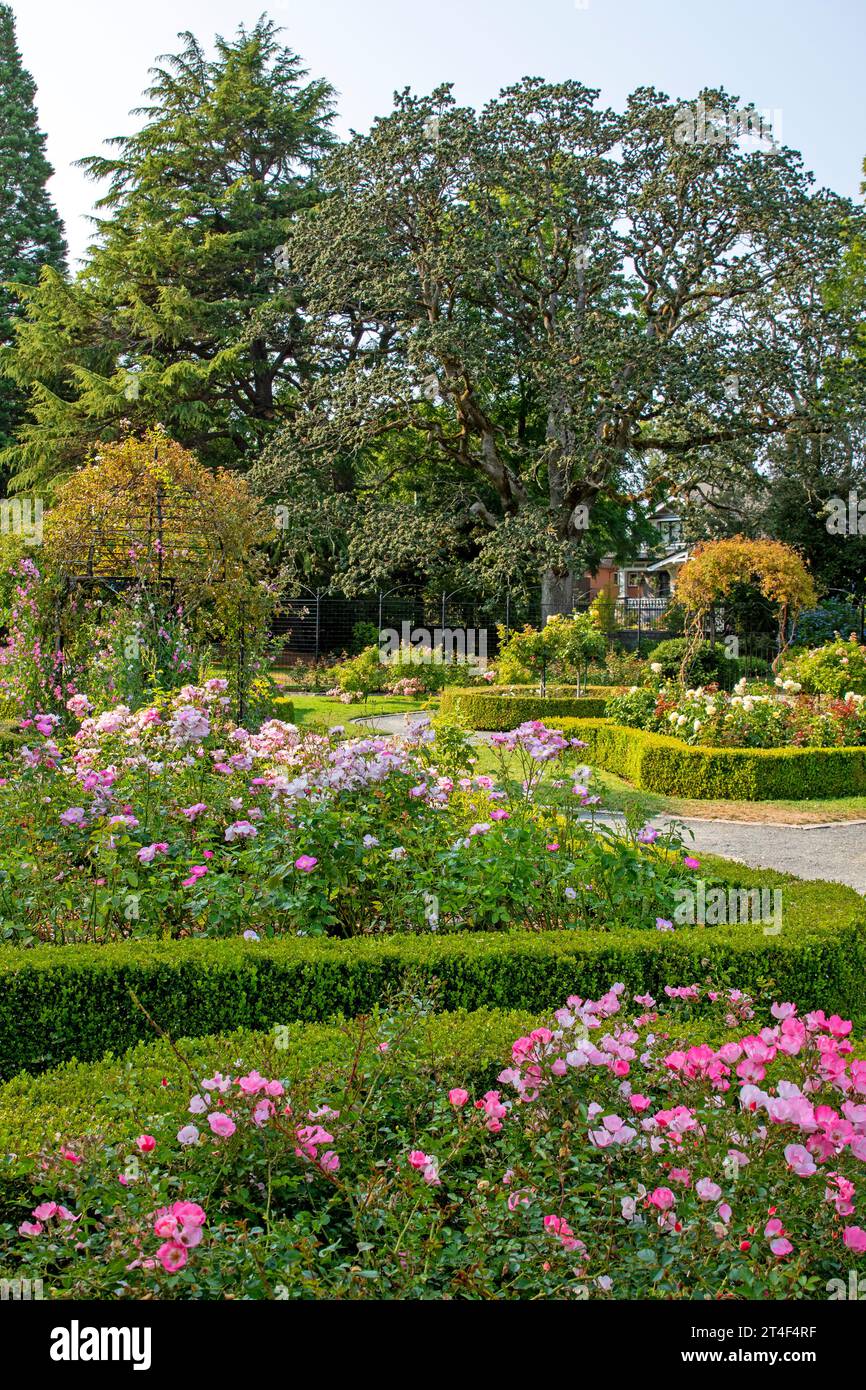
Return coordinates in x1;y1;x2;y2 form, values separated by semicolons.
207;1112;236;1138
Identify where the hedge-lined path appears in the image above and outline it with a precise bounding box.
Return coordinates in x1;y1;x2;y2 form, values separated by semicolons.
355;713;866;893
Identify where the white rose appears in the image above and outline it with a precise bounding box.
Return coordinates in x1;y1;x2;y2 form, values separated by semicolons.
742;697;754;712
650;663;663;674
693;719;701;731
676;715;687;727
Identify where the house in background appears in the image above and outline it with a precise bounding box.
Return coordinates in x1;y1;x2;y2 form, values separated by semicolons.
584;505;690;606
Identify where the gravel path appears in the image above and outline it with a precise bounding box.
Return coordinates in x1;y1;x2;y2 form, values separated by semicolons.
354;714;866;894
653;818;866;894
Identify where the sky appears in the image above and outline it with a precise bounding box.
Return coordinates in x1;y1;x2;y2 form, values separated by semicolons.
10;0;866;268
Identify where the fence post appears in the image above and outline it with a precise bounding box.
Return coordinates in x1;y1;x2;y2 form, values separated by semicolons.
314;590;321;662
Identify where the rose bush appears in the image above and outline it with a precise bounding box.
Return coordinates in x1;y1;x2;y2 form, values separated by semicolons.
606;676;866;749
780;635;866;700
5;982;866;1299
0;689;697;942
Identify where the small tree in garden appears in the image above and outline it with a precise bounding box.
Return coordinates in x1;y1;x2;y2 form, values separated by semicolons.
7;428;277;718
675;537;816;678
549;612;607;695
496;613;606;695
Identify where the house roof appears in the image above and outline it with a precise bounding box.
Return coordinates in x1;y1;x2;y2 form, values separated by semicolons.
645;550;689;571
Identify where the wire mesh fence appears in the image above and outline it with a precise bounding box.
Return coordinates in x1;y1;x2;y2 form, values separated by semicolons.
261;587;865;685
266;589;682;671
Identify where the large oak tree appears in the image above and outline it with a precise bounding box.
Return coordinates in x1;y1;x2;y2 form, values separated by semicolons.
255;81;861;611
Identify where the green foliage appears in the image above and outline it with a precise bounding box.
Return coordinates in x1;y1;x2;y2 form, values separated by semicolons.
0;3;66;459
325;644;385;699
439;687;613;728
781;635;866;698
550;717;866;800
3;986;866;1299
350;620;379;654
645;637;769;686
2;19;335;487
495;615;607;690
0;1007;531;1162
0;854;861;1076
588;589;618;633
795;601;863;647
254;80;857;602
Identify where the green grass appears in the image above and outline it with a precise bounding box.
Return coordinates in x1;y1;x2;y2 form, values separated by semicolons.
278;693;429;729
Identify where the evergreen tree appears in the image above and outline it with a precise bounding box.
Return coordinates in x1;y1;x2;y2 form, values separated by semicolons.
3;17;334;487
0;2;66;465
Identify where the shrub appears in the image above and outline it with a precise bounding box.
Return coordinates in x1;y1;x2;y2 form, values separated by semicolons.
0;1006;533;1166
495;615;606;690
794;603;861;648
350;620;380;654
3;984;866;1299
550;717;866;800
781;635;866;699
439;687;614;727
645;638;764;687
0;854;861;1076
0;701;702;943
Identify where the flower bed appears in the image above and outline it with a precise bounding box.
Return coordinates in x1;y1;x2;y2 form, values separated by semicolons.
439;686;619;727
3;984;866;1299
0;692;701;942
551;718;866;800
607;677;866;749
0;1008;533;1168
2;857;862;1076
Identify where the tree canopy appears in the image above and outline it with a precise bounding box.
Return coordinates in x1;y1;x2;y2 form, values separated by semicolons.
2;18;335;488
253;80;861;610
0;2;66;467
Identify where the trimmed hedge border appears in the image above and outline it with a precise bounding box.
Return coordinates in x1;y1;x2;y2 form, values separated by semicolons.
439;687;618;727
0;1008;534;1170
2;856;863;1077
547;718;866;801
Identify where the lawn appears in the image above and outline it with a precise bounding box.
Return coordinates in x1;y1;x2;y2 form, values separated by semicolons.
283;692;429;729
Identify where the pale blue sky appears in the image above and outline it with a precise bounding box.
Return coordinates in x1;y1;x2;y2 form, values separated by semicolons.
11;0;866;267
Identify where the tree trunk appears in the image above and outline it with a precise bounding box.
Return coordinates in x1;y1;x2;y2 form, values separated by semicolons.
541;567;579;620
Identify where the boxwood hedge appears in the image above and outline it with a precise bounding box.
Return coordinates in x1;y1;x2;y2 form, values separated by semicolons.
1;857;862;1077
439;687;617;727
0;1008;534;1207
548;718;866;800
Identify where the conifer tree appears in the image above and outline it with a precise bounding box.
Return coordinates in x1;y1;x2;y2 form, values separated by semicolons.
0;2;66;464
3;18;333;486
